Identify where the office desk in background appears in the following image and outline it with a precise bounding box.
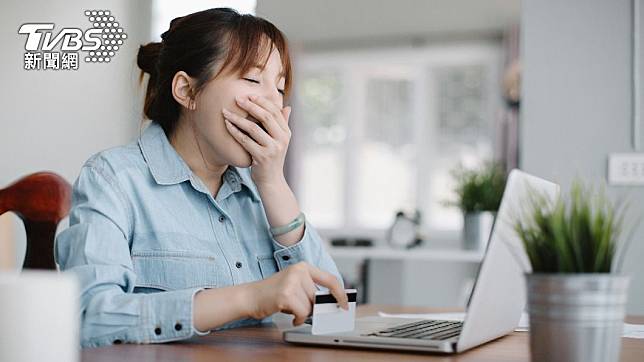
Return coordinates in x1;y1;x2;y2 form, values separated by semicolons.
83;305;644;362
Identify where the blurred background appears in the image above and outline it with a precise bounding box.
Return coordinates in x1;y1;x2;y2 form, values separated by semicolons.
1;0;643;315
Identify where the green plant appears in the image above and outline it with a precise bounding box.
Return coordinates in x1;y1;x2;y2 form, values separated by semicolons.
515;182;628;273
447;162;506;213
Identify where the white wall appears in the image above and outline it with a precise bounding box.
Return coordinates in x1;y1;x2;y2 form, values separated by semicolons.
0;0;151;266
257;0;519;47
522;0;644;314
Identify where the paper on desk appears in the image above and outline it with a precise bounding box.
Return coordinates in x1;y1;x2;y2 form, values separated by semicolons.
624;323;644;339
378;311;644;338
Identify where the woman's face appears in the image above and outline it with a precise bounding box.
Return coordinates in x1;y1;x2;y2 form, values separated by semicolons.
189;47;286;168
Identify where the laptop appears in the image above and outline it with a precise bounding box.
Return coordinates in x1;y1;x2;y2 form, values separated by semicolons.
283;169;560;353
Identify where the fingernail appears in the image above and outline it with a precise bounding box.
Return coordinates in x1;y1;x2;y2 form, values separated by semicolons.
249;95;258;101
235;96;246;104
222;108;231;115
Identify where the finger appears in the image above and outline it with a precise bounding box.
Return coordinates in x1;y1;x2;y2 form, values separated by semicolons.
236;95;283;136
223;117;264;157
306;264;349;310
291;290;312;325
249;94;283;120
281;106;292;125
300;276;317;305
222;108;273;147
239;95;289;135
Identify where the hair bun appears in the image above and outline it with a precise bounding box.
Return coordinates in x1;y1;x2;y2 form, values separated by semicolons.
137;42;162;75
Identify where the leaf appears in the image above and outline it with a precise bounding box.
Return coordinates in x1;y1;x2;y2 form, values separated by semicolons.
514;180;629;273
447;161;507;213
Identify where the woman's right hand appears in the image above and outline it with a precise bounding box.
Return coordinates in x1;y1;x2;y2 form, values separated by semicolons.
246;262;348;325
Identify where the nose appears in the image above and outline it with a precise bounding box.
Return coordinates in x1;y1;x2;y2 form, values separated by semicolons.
257;83;283;108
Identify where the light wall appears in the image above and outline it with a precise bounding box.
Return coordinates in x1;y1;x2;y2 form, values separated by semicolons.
0;0;151;266
256;0;519;48
521;0;644;314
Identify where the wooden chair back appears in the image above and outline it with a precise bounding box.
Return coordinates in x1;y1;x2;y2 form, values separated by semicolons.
0;172;71;269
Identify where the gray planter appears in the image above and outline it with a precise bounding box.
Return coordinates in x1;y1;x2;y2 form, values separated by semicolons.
462;211;495;250
526;274;629;362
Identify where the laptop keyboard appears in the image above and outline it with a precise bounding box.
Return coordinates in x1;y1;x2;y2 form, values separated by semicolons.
364;320;463;341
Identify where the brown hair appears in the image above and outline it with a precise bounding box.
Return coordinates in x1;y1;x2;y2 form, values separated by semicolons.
137;8;292;137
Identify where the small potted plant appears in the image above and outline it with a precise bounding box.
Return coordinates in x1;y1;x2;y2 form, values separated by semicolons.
515;183;632;362
447;162;506;250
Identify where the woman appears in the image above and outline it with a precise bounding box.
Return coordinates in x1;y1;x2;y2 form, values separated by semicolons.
55;8;347;348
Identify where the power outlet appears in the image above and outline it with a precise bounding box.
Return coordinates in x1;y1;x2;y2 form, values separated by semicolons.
608;153;644;185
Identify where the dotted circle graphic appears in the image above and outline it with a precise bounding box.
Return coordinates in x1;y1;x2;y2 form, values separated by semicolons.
83;10;127;63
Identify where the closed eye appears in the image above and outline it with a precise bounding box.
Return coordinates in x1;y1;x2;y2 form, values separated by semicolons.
243;78;285;96
243;77;260;84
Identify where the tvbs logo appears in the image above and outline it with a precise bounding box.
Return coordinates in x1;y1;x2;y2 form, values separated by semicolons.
19;24;102;51
18;10;127;70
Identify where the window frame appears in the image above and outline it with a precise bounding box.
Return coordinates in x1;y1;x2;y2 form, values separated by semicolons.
290;41;503;244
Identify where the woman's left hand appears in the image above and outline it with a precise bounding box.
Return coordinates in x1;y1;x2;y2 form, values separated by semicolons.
222;95;292;187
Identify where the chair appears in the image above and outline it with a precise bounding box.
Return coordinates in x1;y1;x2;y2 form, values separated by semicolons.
0;172;71;269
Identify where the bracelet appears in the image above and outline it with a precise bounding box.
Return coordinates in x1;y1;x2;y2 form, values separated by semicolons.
270;212;305;237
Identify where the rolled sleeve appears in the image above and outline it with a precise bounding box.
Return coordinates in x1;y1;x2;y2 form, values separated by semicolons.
54;160;207;347
271;220;344;288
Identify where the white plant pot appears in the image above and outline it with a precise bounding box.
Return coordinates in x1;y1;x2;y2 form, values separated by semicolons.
526;274;629;362
462;211;495;251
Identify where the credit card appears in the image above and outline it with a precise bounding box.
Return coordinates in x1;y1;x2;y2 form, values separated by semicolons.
311;289;357;335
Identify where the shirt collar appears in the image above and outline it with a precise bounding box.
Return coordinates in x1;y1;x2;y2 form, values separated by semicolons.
138;122;261;203
220;165;262;203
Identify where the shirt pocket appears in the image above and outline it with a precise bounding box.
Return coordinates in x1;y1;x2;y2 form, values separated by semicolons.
131;250;221;290
257;254;278;279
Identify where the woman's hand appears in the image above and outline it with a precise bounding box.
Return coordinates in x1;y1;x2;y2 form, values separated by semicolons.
222;95;292;187
246;262;349;325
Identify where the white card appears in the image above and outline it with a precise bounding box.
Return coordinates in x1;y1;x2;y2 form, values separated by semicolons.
311;289;357;335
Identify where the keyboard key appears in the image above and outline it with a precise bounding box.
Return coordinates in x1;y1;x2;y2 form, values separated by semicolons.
366;320;463;341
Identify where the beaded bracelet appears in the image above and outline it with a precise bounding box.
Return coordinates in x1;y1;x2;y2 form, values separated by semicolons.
270;212;305;237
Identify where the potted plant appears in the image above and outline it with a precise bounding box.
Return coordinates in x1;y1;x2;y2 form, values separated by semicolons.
448;162;506;250
515;183;632;362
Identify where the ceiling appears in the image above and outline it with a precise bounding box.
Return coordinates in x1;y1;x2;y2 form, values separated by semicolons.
256;0;521;48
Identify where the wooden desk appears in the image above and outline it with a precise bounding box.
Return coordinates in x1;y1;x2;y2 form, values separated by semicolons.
83;305;644;362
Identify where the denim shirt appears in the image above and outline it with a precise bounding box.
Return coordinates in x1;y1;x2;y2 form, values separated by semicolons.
54;121;343;348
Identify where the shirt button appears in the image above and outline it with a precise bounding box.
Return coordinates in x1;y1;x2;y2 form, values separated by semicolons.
174;323;183;331
281;255;290;261
154;327;162;335
235;261;243;268
218;215;225;222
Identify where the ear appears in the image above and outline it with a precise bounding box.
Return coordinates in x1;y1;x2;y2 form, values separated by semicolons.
171;71;196;110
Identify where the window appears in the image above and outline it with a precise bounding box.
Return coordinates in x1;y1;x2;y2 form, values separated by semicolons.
297;72;346;227
291;43;501;241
